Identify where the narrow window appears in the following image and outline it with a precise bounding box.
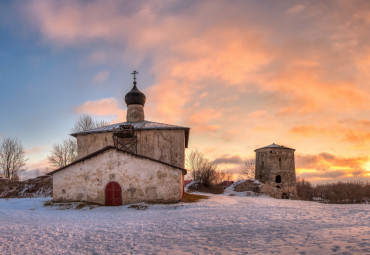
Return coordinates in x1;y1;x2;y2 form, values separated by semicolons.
261;161;264;170
276;175;281;183
279;158;282;170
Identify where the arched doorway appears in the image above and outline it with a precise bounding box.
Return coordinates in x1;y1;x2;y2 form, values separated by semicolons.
105;181;122;206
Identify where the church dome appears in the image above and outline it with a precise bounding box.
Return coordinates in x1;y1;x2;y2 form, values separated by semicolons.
125;82;146;106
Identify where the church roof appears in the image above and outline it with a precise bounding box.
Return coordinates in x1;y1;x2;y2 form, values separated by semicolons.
71;120;190;148
254;143;295;151
47;146;187;176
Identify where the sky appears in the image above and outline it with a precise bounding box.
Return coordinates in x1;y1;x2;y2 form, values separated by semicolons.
0;0;369;183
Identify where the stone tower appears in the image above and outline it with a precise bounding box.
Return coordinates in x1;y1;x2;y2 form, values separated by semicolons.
255;143;297;198
125;70;146;122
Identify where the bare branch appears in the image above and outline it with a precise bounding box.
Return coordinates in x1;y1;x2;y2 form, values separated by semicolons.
48;139;77;168
0;137;28;179
71;114;110;133
240;158;255;180
186;150;219;186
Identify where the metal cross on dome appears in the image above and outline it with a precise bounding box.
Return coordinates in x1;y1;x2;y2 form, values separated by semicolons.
131;70;139;82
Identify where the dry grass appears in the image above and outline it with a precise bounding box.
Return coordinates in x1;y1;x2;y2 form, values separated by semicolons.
234;180;261;193
187;184;225;194
43;200;100;210
0;176;52;198
181;192;209;203
128;204;148;210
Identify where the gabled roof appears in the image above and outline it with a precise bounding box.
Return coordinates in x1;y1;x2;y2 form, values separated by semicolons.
47;146;187;176
254;143;295;151
71;120;190;148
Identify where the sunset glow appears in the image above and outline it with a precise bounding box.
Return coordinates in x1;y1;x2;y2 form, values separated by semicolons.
1;0;370;183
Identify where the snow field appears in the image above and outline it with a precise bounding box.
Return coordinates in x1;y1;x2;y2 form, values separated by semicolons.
0;195;369;254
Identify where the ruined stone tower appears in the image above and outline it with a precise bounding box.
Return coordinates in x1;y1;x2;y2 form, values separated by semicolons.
255;143;297;198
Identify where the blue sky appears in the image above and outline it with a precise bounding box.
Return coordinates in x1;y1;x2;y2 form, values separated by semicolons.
0;2;142;168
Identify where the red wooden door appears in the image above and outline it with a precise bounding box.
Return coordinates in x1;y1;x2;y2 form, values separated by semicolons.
105;182;122;206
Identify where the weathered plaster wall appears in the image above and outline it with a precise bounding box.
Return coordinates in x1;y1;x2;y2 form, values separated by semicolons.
53;149;184;205
77;133;113;158
76;129;186;168
127;104;144;122
136;129;185;168
255;148;297;197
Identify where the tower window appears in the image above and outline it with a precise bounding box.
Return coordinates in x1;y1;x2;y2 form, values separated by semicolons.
261;161;264;170
279;158;282;169
275;175;281;183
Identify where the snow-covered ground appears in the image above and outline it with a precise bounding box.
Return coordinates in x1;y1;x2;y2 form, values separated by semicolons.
0;195;369;254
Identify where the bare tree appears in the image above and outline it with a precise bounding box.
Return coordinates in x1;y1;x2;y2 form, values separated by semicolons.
0;137;27;179
215;171;233;183
186;150;218;186
48;139;77;168
49;114;108;169
240;159;255;180
71;114;110;133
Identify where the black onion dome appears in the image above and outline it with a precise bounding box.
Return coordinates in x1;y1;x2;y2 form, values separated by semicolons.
125;82;146;106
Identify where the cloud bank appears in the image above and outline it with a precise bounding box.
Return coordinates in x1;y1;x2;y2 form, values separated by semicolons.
16;0;370;183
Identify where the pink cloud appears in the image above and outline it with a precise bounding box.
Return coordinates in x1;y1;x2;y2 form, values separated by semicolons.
25;146;47;155
287;5;305;14
75;98;124;118
26;158;50;170
93;70;109;83
88;51;108;64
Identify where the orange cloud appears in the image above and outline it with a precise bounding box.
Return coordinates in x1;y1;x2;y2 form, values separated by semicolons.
20;0;370;184
248;110;268;118
343;130;370;145
186;108;223;132
290;125;332;137
75;98;124;118
296;153;368;170
296;152;370;183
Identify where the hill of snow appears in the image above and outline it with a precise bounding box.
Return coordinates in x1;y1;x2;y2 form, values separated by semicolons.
0;195;369;254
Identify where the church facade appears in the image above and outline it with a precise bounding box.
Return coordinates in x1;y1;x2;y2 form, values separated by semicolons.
49;72;189;205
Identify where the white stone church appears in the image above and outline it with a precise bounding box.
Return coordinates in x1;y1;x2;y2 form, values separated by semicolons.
48;72;189;206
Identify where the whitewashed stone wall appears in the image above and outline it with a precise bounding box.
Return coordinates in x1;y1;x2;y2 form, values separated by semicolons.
53;148;184;205
76;129;186;168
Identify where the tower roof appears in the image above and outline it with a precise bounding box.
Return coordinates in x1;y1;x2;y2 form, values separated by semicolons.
254;143;295;151
125;70;146;106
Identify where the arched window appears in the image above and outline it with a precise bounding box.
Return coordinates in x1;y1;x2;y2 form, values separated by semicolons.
275;175;281;183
